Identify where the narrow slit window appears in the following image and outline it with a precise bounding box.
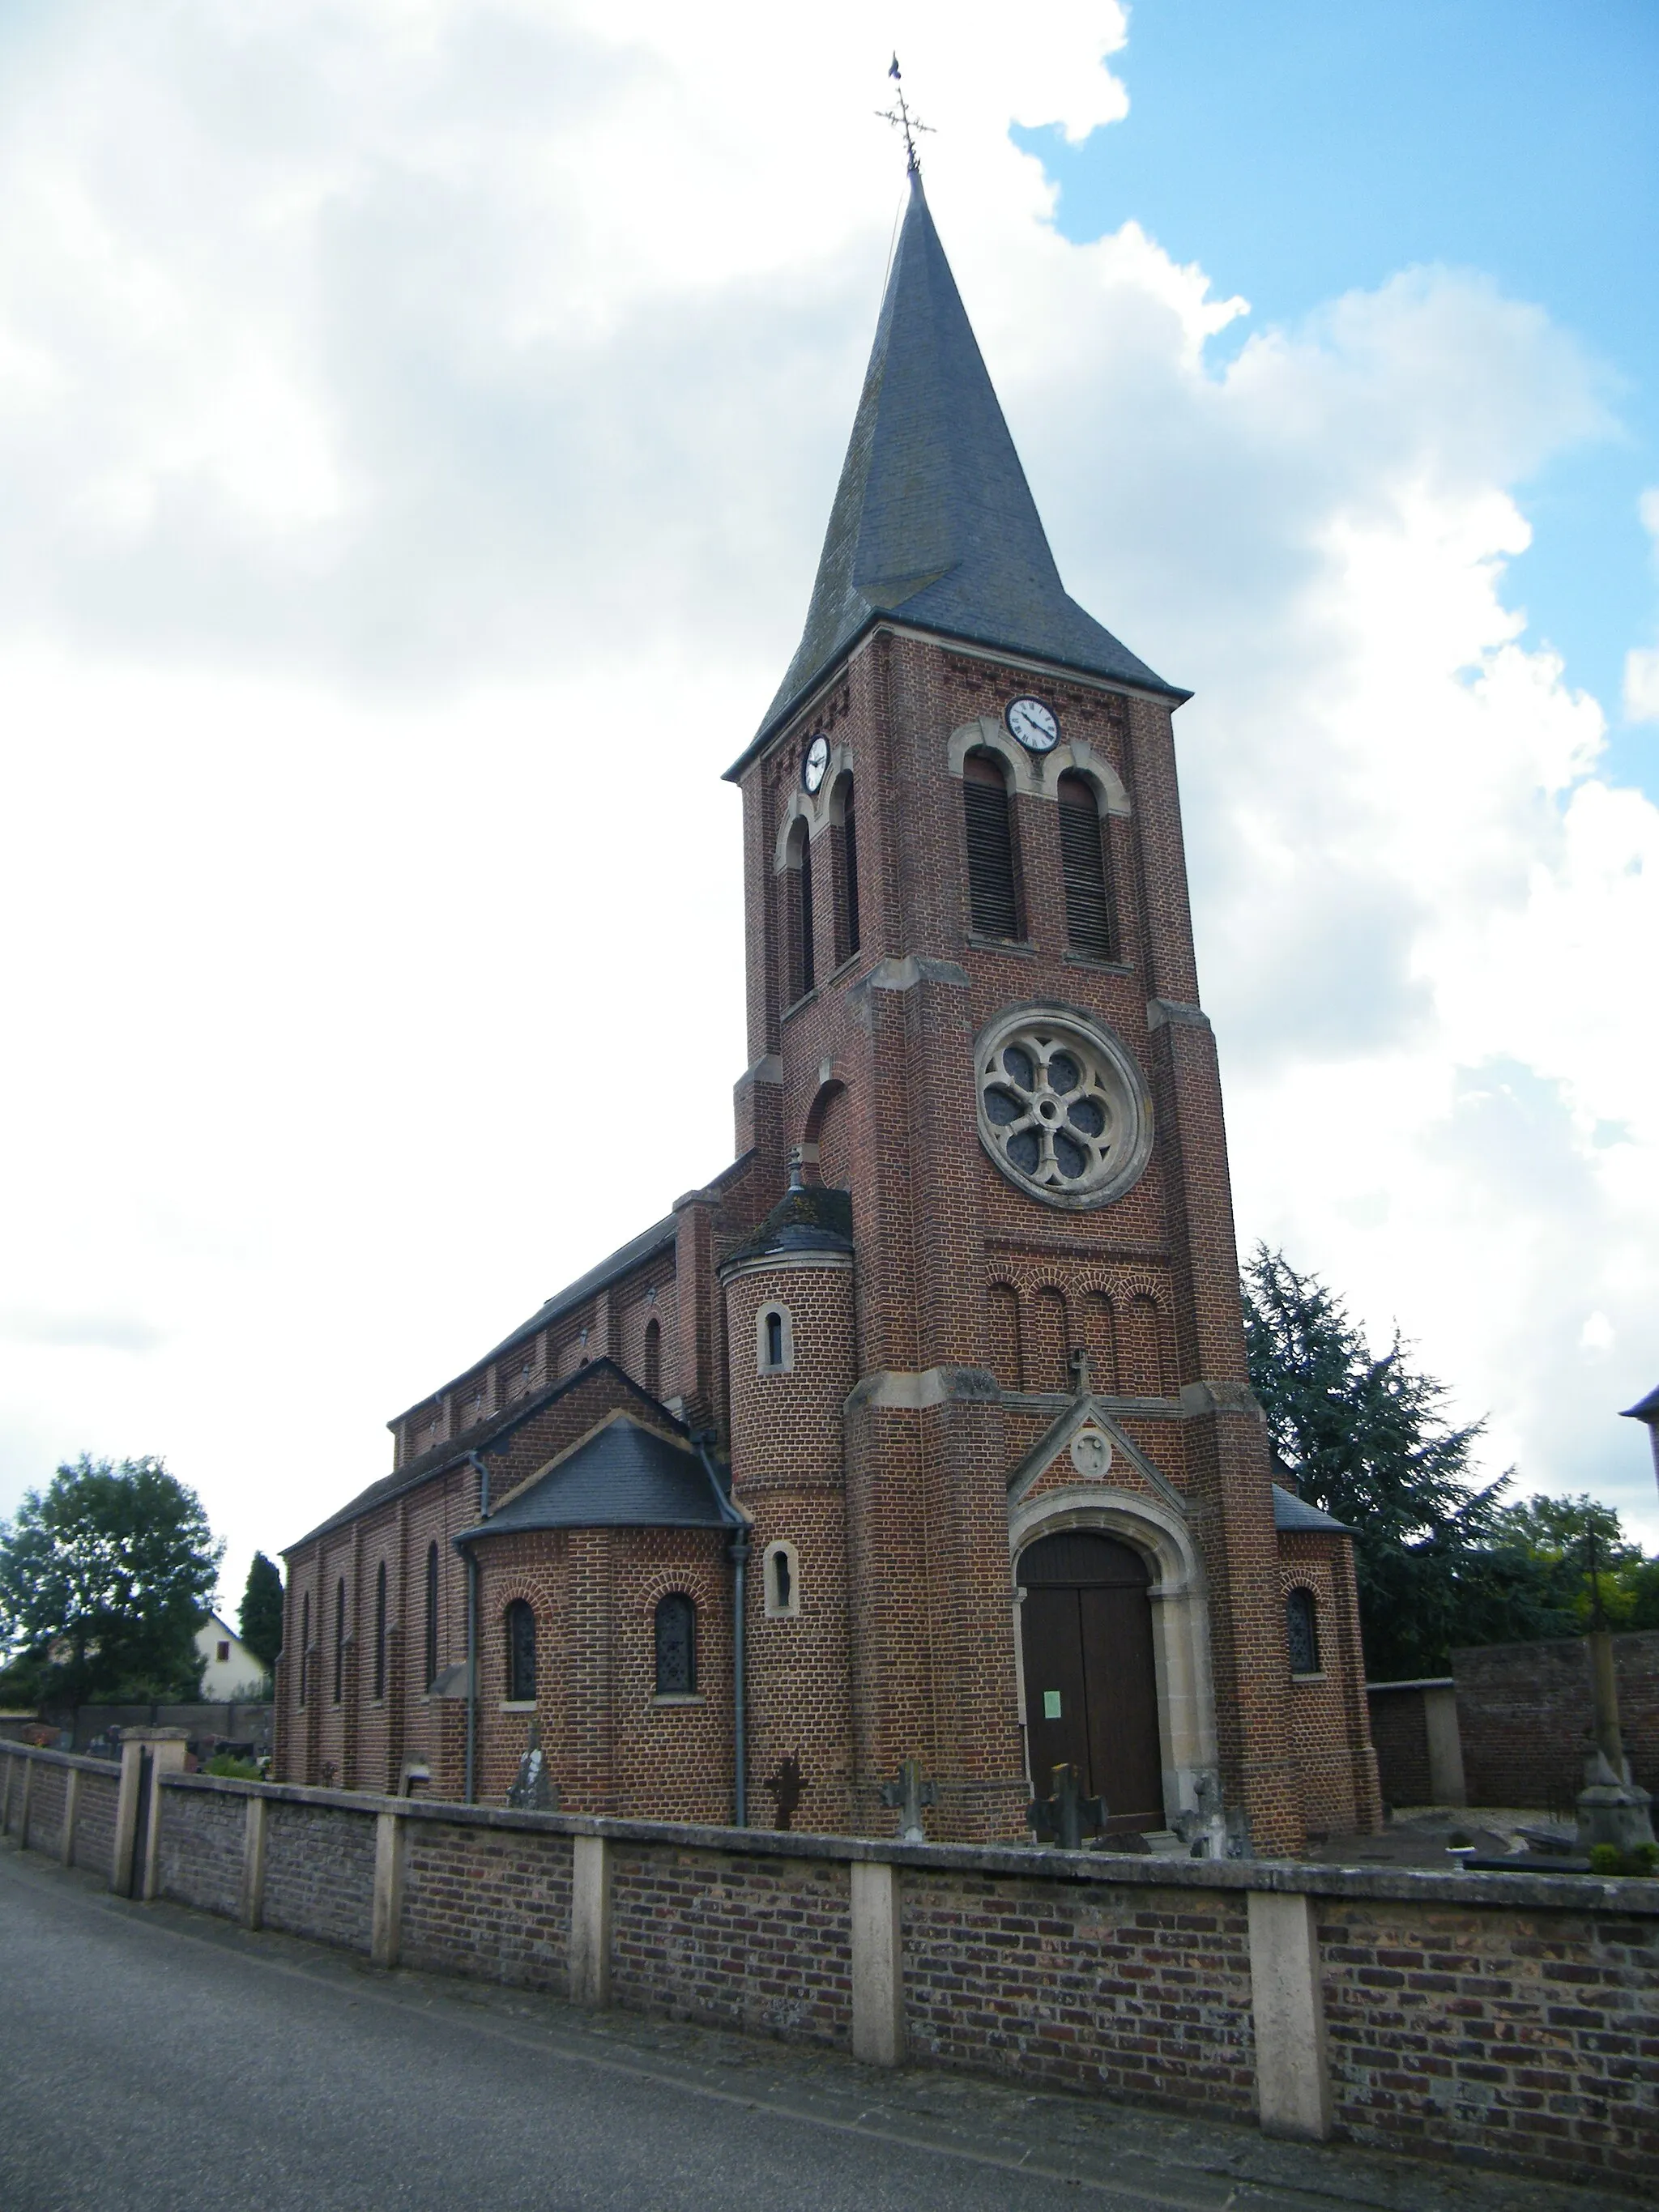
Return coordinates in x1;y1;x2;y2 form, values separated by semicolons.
505;1600;536;1703
786;820;816;1003
834;776;860;964
655;1593;697;1694
300;1592;310;1707
798;836;816;995
774;1549;791;1610
1286;1588;1320;1676
643;1315;662;1397
963;752;1020;940
373;1560;387;1700
1057;772;1115;958
424;1541;439;1691
332;1577;346;1704
766;1310;784;1368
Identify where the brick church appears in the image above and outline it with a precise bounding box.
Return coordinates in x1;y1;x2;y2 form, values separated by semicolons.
276;168;1381;1857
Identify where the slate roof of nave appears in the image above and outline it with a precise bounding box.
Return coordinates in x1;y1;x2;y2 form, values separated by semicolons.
289;1357;689;1553
735;168;1183;774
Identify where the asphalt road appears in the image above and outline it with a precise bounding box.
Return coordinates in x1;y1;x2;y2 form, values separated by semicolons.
0;1842;1636;2212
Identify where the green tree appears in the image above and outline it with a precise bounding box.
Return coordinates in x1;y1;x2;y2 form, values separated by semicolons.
1242;1248;1576;1677
1490;1493;1659;1631
239;1551;284;1671
0;1455;224;1707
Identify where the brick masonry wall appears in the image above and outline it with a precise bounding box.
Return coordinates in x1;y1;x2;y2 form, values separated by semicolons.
6;1759;1655;2196
1;1748;119;1878
23;1762;68;1856
1320;1896;1659;2186
260;1798;377;1952
73;1765;118;1878
611;1842;853;2044
902;1869;1256;2115
1454;1633;1659;1813
1278;1530;1381;1841
160;1783;245;1920
400;1822;574;1992
1367;1687;1435;1808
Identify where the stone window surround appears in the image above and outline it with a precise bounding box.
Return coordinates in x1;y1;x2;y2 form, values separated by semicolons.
756;1300;795;1375
763;1538;800;1619
975;1001;1154;1214
945;718;1131;816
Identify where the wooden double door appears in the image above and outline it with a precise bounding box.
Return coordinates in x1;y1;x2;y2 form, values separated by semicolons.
1018;1530;1165;1835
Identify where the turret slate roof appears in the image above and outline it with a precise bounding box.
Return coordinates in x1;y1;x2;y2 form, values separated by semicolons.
740;168;1183;767
721;1181;853;1268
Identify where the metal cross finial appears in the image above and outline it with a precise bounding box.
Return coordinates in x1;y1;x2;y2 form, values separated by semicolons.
876;53;934;174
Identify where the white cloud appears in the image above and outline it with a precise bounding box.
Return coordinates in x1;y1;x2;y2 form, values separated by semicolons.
1;0;1656;1605
1624;487;1659;722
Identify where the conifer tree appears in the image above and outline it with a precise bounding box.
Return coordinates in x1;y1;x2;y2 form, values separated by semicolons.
239;1552;285;1671
1241;1248;1576;1676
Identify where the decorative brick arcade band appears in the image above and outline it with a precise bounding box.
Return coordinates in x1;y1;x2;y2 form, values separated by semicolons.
5;1743;1657;2195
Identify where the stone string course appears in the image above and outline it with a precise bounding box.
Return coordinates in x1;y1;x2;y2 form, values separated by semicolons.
5;1747;1655;2196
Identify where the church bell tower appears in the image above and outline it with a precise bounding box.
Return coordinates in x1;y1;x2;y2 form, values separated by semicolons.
720;168;1324;1854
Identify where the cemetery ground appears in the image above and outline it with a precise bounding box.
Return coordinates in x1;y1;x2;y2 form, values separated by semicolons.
0;1836;1637;2212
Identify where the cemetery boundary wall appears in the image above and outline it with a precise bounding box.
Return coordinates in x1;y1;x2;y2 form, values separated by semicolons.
3;1740;1657;2195
1452;1633;1659;1815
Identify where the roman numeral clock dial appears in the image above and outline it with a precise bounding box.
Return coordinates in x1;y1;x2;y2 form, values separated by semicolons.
1006;696;1059;752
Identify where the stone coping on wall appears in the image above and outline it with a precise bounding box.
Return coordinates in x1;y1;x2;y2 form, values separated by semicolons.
155;1766;1659;1916
1;1742;122;1776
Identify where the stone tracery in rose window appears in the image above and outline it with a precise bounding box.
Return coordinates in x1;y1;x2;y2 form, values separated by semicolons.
975;1008;1151;1211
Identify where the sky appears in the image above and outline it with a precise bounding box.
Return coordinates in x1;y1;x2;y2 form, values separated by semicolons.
0;0;1656;1623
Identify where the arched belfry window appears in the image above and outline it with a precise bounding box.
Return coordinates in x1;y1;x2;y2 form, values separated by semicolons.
332;1576;346;1703
1057;771;1115;960
832;774;860;965
424;1541;440;1691
963;750;1020;940
787;820;816;1002
373;1559;387;1701
655;1592;697;1695
643;1315;662;1398
1286;1588;1320;1677
505;1599;536;1703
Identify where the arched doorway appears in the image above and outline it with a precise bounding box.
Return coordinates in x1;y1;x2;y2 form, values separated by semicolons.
1018;1529;1164;1835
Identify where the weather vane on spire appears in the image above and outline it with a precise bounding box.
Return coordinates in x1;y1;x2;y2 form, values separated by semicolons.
876;53;933;174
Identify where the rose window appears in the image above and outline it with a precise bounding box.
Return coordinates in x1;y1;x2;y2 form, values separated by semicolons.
975;1007;1151;1210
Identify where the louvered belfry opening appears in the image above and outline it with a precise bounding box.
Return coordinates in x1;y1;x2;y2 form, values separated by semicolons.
834;775;860;964
1058;770;1115;959
787;821;816;1002
963;750;1020;940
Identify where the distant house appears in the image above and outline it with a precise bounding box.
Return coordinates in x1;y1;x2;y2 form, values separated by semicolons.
195;1612;269;1701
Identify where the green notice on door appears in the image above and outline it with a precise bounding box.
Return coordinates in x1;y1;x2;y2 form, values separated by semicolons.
1043;1690;1062;1720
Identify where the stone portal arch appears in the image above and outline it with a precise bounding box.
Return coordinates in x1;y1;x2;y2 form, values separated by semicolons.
1009;1485;1218;1833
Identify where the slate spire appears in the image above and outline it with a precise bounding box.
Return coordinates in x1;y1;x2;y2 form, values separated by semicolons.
756;171;1179;744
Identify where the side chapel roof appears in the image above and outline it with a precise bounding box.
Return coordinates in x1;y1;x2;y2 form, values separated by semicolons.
736;168;1183;773
290;1357;689;1551
1271;1481;1354;1536
454;1413;741;1542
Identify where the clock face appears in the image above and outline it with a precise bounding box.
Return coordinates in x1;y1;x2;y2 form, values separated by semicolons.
802;733;830;793
1006;697;1060;752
